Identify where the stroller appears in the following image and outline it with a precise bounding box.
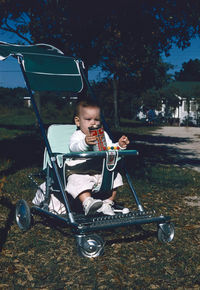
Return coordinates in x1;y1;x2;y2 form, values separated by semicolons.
0;42;174;258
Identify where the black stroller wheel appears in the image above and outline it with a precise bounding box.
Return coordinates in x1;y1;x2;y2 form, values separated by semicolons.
76;234;104;258
15;199;31;231
157;222;175;243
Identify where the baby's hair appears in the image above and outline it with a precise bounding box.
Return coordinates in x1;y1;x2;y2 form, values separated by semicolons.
75;97;101;116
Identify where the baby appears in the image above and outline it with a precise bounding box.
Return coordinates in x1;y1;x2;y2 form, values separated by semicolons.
66;98;129;215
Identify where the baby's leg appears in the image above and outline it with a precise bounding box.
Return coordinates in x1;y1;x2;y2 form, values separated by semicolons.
78;190;103;216
97;189;117;216
66;174;103;215
97;188;129;215
78;191;92;203
107;190;117;201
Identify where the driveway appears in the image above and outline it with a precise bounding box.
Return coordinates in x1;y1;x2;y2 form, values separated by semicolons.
152;126;200;172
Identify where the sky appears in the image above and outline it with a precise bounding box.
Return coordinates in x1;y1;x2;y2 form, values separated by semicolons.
162;37;200;75
0;31;200;88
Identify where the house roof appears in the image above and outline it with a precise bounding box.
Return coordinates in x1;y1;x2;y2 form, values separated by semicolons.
168;81;200;97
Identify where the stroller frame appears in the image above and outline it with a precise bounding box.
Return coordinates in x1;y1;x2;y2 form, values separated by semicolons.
0;42;174;258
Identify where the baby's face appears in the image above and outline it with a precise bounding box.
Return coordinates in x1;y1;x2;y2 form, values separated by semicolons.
74;106;101;135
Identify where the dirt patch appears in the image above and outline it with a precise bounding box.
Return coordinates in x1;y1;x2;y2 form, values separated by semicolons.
152;126;200;208
151;126;200;172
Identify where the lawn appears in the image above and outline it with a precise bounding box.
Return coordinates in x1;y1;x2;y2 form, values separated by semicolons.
0;108;200;289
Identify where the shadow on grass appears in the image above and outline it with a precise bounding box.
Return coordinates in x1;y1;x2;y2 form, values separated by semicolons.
0;196;15;252
113;128;190;145
0;123;36;131
32;214;73;238
0;122;69;131
113;130;199;171
106;227;156;247
0;129;44;176
31;213;156;249
0;122;195;178
134;133;190;144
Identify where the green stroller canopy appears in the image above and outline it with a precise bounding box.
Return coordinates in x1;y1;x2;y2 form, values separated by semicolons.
0;41;84;92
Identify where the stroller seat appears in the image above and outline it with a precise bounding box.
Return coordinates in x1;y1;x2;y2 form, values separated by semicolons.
38;124;123;214
33;124;77;214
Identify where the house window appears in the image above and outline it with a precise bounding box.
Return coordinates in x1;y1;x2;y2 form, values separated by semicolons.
184;101;188;112
190;101;196;112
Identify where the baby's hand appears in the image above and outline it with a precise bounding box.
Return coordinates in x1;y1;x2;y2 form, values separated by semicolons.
85;134;97;145
118;135;129;149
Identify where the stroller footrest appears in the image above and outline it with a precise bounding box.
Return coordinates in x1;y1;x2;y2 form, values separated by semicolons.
31;206;171;233
75;210;171;233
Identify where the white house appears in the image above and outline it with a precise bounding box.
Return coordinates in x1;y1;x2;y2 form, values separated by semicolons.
165;81;200;125
137;82;200;126
161;95;199;125
173;96;199;125
23;96;31;107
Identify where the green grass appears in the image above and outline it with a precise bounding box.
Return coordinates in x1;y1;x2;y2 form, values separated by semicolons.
0;107;200;289
0;127;30;141
111;117;160;135
0;107;35;126
0;105;74;128
146;165;198;189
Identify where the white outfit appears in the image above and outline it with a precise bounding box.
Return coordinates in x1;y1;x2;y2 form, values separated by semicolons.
32;182;66;215
65;129;123;199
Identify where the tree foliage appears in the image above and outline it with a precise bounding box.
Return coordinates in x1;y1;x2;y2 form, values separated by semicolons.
1;0;200;124
175;59;200;81
1;0;200;69
0;87;27;107
160;87;180;110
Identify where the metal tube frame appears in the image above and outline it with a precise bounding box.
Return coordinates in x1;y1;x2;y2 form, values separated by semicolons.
18;56;77;226
18;56;171;234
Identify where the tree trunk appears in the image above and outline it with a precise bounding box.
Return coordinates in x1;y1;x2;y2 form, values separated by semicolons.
34;91;41;127
130;97;136;119
113;75;119;128
186;97;190;127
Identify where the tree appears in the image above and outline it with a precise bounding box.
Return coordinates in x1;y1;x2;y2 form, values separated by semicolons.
1;0;200;126
175;59;200;81
108;58;172;125
159;86;181;121
174;58;200;125
0;87;27;107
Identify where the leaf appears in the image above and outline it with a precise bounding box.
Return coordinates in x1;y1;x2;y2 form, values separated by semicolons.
185;224;200;230
164;266;175;275
7;266;15;274
24;267;34;281
114;275;122;284
150;284;160;289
